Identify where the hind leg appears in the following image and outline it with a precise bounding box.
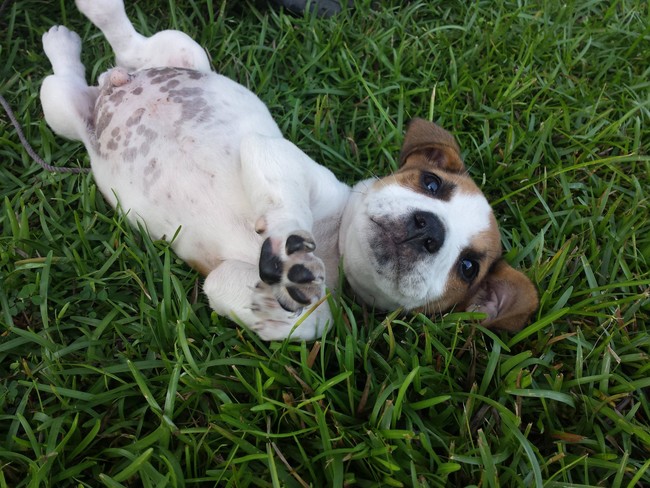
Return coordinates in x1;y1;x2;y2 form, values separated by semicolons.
40;25;98;142
75;0;210;72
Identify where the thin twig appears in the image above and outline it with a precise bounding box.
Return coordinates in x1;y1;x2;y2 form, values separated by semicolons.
0;93;90;174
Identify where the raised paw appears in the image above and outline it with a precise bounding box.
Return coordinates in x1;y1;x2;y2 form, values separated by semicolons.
249;281;326;341
258;231;325;313
75;0;127;27
249;281;305;340
42;26;83;75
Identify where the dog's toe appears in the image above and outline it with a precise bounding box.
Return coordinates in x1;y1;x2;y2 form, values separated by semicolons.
259;237;283;285
287;264;315;284
256;231;326;314
286;232;316;255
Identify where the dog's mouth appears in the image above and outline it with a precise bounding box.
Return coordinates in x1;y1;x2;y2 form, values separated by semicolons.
367;223;425;296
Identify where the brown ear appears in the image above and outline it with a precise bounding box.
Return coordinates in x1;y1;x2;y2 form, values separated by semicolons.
463;260;539;332
399;118;465;173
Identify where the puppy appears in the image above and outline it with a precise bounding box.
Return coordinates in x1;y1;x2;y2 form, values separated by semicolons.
39;0;538;341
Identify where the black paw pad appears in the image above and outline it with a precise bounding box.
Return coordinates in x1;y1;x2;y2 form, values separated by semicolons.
287;286;311;305
286;234;315;255
259;238;282;285
287;264;315;284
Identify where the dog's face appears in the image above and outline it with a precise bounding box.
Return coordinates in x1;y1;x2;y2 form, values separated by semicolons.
340;119;538;331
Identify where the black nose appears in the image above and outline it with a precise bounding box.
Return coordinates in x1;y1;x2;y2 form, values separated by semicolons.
406;211;445;254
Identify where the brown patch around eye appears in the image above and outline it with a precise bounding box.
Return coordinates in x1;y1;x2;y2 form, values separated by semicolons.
420;171;455;201
376;165;486;202
414;213;503;316
457;219;502;288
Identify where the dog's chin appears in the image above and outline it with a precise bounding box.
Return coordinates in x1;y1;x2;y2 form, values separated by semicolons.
351;271;434;312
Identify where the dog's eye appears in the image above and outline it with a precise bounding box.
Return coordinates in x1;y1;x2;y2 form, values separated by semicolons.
459;258;479;282
422;173;441;195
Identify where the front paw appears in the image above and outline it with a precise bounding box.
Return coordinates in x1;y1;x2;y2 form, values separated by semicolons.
258;231;325;312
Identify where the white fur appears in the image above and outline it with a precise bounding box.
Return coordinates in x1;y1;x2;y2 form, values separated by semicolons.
40;0;498;341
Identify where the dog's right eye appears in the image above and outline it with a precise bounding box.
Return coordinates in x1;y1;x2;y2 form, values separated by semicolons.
459;258;479;282
422;173;441;195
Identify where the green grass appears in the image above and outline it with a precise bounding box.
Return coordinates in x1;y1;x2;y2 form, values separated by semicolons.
1;0;649;486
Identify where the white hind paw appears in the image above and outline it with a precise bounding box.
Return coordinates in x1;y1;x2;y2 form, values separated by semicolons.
43;25;81;59
42;26;85;77
75;0;126;26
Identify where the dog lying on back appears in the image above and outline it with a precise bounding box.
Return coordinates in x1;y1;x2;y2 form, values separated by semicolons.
40;0;538;340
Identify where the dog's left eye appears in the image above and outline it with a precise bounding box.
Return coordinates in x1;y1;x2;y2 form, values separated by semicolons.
422;173;441;195
459;258;479;282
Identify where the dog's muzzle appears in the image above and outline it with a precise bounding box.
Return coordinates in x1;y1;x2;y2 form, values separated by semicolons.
369;210;447;274
404;211;445;254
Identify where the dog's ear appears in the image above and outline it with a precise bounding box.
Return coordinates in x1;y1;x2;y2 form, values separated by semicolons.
399;118;465;173
463;259;539;332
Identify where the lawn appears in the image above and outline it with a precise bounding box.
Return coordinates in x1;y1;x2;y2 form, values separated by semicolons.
1;0;649;486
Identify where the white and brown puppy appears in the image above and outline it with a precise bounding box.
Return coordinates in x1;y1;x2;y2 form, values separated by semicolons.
40;0;538;341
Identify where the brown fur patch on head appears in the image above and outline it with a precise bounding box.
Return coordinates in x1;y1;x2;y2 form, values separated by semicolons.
462;260;539;332
373;166;486;204
414;213;502;316
399;118;465;173
414;223;538;332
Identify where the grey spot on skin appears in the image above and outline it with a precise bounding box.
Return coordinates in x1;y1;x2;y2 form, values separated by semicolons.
159;79;180;93
169;87;203;98
146;66;204;80
182;98;210;123
95;109;114;139
146;67;176;79
132;86;143;95
126;108;145;127
123;130;132;147
144;158;157;175
149;68;180;85
107;139;118;151
163;85;213;125
135;125;159;143
109;90;126;104
143;158;162;196
139;143;151;157
123;147;138;163
139;131;157;158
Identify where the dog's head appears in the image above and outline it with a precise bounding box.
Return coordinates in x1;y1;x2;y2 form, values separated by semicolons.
339;118;538;331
